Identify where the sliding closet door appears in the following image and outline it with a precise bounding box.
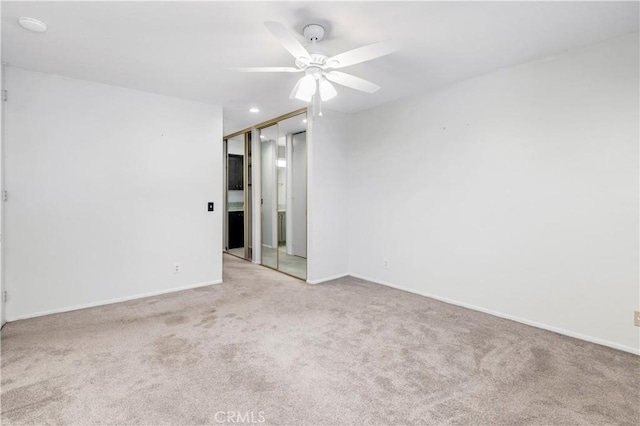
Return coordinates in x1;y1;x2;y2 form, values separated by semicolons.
258;112;307;279
275;113;307;279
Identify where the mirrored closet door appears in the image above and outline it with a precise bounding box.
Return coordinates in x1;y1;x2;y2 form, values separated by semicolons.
259;111;307;279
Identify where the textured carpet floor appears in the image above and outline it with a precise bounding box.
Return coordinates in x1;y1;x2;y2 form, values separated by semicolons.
1;255;639;425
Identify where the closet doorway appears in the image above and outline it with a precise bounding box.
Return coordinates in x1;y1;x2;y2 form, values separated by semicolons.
223;130;252;260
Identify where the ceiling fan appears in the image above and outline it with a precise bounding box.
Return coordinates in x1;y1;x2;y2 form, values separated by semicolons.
233;22;398;104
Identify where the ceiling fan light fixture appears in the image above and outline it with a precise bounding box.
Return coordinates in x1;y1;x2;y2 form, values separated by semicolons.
289;78;302;99
293;74;317;102
318;78;337;101
237;21;395;111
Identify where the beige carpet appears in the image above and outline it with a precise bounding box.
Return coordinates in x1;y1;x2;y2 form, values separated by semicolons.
2;255;638;425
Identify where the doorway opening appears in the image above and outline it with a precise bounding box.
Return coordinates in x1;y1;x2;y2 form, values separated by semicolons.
223;130;252;261
223;108;307;281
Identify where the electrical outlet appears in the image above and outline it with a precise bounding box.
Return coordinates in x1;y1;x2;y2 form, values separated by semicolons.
383;259;390;269
634;311;640;327
173;263;181;274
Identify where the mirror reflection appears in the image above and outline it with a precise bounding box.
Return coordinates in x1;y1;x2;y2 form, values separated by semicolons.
277;114;307;279
260;112;307;279
260;124;278;270
226;134;246;259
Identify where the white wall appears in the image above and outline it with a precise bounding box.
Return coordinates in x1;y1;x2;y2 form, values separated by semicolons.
307;109;349;284
4;67;223;320
227;137;244;155
347;33;639;353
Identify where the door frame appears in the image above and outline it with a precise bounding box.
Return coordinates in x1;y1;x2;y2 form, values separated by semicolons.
222;130;252;260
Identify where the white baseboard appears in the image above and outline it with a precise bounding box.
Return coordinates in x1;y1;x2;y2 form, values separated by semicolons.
350;273;640;356
5;280;223;322
307;273;350;285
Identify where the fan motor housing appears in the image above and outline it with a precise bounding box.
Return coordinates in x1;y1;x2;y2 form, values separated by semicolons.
305;66;323;79
295;53;329;70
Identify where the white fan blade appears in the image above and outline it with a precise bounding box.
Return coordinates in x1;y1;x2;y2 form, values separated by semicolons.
264;22;311;61
326;40;398;69
230;67;302;73
325;71;380;93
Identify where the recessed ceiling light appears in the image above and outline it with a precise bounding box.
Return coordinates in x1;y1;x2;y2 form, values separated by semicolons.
249;107;260;113
302;119;307;123
18;17;47;33
260;135;265;139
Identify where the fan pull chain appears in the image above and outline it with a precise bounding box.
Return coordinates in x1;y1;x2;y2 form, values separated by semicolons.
311;84;323;117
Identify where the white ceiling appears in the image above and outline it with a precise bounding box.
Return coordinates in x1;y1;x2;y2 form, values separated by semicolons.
2;1;638;134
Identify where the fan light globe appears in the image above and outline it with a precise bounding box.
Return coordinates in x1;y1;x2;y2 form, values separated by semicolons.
319;79;337;101
294;75;317;102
